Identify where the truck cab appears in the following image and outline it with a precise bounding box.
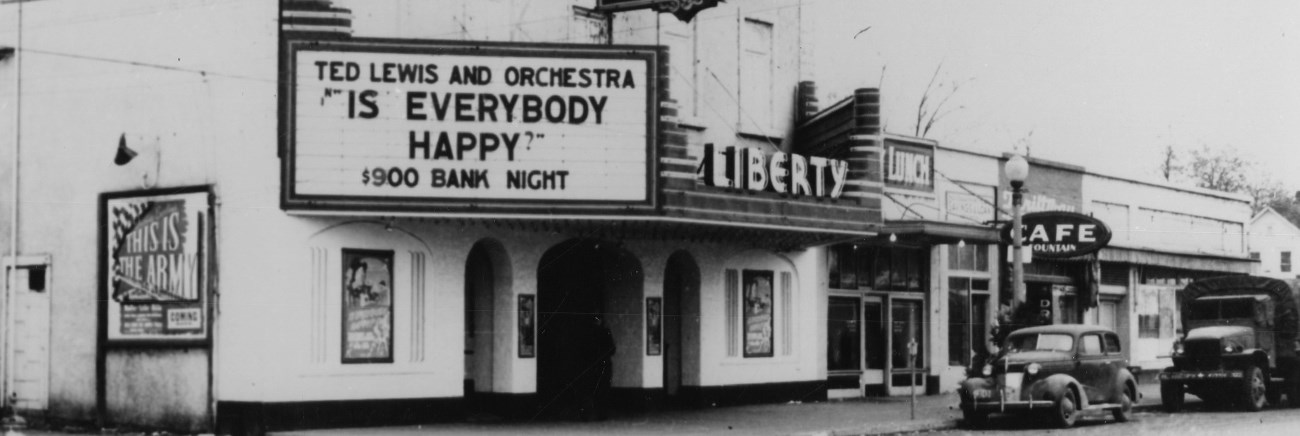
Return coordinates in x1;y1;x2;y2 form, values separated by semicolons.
1159;276;1300;411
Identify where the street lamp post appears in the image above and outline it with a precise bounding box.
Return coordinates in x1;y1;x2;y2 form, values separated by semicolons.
1005;155;1030;312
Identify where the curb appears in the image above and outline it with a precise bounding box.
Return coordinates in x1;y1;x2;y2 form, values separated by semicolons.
806;419;960;436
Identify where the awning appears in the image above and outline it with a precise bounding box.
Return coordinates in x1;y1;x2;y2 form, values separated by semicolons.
879;220;1001;245
1098;244;1255;274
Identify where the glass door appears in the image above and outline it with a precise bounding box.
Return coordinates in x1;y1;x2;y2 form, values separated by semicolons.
862;297;886;389
888;297;925;395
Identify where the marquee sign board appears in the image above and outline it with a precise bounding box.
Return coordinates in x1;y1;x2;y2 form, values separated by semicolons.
1001;211;1112;259
281;38;659;213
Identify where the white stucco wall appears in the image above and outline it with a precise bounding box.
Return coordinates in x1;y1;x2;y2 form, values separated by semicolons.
0;0;277;422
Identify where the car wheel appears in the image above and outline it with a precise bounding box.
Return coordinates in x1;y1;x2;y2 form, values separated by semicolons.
1160;380;1184;412
1113;383;1135;422
962;408;989;428
1052;389;1079;428
1241;365;1267;412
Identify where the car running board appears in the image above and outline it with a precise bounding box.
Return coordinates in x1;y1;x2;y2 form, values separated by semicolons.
1083;403;1122;411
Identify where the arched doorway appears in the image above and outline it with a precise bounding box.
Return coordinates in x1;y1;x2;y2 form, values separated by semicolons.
662;251;698;401
464;240;510;402
535;239;640;419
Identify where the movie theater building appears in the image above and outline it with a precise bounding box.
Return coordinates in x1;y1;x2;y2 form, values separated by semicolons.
0;0;898;433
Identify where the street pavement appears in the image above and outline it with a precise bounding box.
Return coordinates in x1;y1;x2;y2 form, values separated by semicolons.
266;384;1166;436
0;383;1167;436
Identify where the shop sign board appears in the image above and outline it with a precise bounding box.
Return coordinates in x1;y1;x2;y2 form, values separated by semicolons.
883;137;934;193
945;190;994;223
1001;211;1112;259
102;187;211;343
596;0;723;22
697;144;848;198
282;38;658;213
998;157;1084;215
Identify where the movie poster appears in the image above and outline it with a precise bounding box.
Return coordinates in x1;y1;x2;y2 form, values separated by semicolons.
518;294;535;358
743;269;775;358
342;249;394;363
104;188;210;343
646;297;662;356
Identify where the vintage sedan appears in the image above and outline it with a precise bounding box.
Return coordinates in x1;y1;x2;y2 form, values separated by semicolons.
958;324;1139;428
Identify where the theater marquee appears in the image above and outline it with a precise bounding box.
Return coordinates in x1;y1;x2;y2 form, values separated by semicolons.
281;38;658;213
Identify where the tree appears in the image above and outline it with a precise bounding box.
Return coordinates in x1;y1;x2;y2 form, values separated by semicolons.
1174;144;1297;217
1184;145;1253;194
1158;144;1182;183
913;63;968;138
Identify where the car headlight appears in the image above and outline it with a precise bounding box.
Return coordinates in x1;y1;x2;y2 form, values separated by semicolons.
1173;341;1184;356
1026;363;1041;376
982;364;993;376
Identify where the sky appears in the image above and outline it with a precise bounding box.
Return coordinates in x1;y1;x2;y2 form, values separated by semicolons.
810;0;1300;191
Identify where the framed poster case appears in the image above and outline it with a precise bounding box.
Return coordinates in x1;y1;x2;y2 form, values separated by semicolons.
341;249;395;364
101;186;213;345
518;294;536;358
646;297;662;356
743;269;775;358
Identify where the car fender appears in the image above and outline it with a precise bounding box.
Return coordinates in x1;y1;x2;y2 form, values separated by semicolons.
1114;368;1138;403
958;377;995;403
1026;374;1087;408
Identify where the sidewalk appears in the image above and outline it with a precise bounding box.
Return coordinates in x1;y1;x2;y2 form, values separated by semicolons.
272;393;963;436
270;384;1167;436
1;383;1166;436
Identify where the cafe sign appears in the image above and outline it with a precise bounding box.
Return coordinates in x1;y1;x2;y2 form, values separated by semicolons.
1001;211;1112;259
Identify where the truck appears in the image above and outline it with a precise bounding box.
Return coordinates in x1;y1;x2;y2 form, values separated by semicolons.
1159;275;1300;411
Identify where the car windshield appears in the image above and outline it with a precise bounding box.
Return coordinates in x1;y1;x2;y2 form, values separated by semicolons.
1188;297;1256;321
1007;333;1074;352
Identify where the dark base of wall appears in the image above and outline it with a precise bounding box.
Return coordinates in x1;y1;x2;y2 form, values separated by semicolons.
464;392;540;421
216;381;828;434
676;380;827;408
217;398;462;436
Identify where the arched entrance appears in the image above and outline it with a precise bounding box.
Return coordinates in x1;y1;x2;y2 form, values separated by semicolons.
662;251;698;401
535;239;640;419
464;240;511;401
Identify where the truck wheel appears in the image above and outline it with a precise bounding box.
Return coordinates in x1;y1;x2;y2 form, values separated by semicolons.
1052;389;1079;428
1113;383;1135;422
1161;380;1184;412
1288;370;1300;408
1241;366;1267;411
1267;384;1282;405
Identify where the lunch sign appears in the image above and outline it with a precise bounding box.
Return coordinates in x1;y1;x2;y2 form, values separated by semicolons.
1001;211;1112;259
281;38;658;213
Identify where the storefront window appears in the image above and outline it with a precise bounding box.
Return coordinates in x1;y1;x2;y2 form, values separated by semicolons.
947;277;989;366
947;244;989;272
827;244;927;291
827;297;861;371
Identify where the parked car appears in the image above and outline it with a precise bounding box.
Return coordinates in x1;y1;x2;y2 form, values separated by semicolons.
958;324;1139;428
